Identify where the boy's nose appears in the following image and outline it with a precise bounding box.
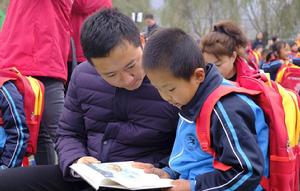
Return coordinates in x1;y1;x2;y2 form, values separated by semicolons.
161;94;173;104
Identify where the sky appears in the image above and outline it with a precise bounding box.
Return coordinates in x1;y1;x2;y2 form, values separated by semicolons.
151;0;164;10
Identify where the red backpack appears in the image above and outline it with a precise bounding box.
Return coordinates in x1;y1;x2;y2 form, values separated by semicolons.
196;74;300;191
0;68;44;166
275;61;300;95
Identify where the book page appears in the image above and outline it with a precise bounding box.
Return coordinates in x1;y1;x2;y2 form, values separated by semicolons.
70;161;173;190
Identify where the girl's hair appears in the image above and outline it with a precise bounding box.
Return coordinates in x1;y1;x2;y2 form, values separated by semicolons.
272;41;287;53
265;51;275;62
201;20;248;58
289;41;297;48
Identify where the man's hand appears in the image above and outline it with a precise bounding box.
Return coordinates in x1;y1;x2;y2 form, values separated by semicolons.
76;156;101;164
132;162;170;178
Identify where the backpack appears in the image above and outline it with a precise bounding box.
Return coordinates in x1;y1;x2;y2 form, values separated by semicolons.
292;57;300;67
275;61;300;95
196;73;300;191
0;68;44;166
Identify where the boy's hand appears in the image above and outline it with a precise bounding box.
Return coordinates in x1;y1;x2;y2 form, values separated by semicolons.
132;162;170;178
164;179;191;191
76;156;101;164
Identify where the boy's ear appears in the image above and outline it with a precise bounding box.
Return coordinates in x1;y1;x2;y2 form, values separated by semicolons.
232;51;238;60
193;68;205;84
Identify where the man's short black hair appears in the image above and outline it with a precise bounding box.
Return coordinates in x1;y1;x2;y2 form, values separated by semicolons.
80;8;140;62
144;14;154;20
143;28;206;80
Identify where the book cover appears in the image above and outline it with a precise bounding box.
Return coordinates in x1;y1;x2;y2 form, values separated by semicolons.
70;161;173;190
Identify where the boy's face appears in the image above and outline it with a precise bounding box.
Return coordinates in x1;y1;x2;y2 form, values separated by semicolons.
91;41;145;90
203;52;236;79
146;68;205;109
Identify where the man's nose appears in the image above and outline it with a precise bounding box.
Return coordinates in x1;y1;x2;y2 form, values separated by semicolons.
120;72;134;86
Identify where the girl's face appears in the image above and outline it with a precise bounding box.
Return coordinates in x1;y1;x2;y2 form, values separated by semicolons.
291;44;298;53
203;52;237;79
278;44;290;60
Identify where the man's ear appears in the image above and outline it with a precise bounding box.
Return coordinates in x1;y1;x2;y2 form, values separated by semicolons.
193;68;205;84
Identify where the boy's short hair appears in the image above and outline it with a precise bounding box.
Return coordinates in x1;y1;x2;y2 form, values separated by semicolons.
80;8;141;62
143;28;206;80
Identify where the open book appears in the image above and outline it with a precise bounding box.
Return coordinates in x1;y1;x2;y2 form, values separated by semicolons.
70;161;173;190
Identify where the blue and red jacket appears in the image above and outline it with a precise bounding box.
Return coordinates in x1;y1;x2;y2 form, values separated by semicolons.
0;82;29;169
163;64;269;191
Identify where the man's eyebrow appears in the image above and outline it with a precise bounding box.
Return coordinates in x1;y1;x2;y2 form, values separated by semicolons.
103;71;116;75
124;59;135;68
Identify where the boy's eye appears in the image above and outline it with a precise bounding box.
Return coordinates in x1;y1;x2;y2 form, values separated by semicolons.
215;62;222;67
169;88;175;92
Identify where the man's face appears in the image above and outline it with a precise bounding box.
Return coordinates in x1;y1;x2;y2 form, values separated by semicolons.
145;18;155;27
91;41;145;91
146;68;204;109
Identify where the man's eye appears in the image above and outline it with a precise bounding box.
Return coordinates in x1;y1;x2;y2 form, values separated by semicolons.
127;63;135;70
128;64;135;69
107;73;116;77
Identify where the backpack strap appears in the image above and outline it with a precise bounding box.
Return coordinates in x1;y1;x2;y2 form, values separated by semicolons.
0;68;20;87
196;84;260;171
260;176;270;191
275;60;291;83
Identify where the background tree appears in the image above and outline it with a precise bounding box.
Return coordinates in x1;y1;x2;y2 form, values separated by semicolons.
0;0;9;11
1;0;299;40
160;0;240;37
240;0;300;40
112;0;153;30
0;0;9;28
